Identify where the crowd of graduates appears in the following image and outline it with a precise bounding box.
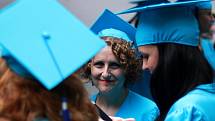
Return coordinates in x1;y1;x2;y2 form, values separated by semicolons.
0;0;214;121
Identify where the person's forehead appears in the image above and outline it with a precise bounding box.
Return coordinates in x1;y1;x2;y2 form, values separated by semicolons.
93;46;120;61
95;46;113;56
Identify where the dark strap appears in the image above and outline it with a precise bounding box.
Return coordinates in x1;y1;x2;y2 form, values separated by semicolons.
94;104;112;121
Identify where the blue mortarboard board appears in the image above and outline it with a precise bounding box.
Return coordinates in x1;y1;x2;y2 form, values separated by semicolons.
0;0;106;90
91;9;136;43
118;0;211;14
201;39;215;70
117;0;211;46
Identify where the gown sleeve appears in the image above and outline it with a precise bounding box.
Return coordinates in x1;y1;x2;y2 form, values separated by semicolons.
165;105;208;121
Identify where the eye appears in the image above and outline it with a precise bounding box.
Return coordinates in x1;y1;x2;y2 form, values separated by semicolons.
142;53;149;59
110;62;121;69
138;52;149;59
137;51;149;59
93;61;104;68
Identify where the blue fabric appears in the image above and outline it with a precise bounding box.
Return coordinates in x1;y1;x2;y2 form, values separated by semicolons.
91;9;136;43
129;0;212;5
118;0;211;14
195;1;212;9
0;45;32;77
0;0;106;90
91;90;159;121
136;6;199;46
98;28;132;42
165;83;215;121
201;39;215;70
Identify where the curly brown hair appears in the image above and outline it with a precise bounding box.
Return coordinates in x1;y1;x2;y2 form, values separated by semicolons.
0;58;98;121
82;37;142;86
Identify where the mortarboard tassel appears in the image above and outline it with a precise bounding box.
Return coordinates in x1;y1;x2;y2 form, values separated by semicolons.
62;97;71;121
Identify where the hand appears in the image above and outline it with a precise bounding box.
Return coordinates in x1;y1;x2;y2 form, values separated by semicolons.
98;116;135;121
110;116;135;121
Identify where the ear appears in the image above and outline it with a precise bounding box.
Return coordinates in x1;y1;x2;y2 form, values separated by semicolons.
198;43;202;51
87;62;91;68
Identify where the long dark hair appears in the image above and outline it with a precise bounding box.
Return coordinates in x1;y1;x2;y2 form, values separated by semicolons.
150;43;213;120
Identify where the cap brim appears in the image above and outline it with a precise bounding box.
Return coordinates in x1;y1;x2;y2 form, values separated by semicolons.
91;9;136;42
118;0;211;14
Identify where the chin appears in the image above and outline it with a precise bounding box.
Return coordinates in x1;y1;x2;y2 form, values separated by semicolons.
99;88;113;94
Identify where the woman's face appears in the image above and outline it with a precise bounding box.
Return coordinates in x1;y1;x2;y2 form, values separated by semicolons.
138;45;159;73
90;46;126;94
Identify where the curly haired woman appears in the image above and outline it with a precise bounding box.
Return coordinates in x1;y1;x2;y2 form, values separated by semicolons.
83;33;159;121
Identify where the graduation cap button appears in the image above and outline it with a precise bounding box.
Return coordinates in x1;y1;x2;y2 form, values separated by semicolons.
42;31;51;40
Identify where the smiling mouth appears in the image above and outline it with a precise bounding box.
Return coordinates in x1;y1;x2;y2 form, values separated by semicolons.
99;80;115;83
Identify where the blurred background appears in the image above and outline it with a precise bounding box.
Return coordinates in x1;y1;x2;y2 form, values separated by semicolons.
59;0;215;26
1;0;214;27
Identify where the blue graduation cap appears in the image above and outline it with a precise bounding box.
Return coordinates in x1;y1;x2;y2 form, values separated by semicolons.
117;0;211;46
118;0;211;14
90;9;136;43
0;0;106;90
201;39;215;70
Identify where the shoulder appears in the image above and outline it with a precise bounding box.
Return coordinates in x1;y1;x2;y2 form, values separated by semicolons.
165;105;208;121
127;90;160;120
121;90;159;121
166;89;215;121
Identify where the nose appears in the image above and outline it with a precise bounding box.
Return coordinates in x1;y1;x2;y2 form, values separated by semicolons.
101;67;111;79
142;59;148;70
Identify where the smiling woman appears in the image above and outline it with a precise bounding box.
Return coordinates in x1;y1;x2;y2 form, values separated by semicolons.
82;36;159;121
80;9;159;121
90;38;140;93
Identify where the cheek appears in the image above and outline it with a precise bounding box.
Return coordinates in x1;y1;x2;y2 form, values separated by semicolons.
113;70;126;81
90;68;100;86
147;54;159;72
150;57;158;70
90;67;100;79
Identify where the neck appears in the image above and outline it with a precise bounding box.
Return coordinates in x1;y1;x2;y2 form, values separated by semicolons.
96;88;128;116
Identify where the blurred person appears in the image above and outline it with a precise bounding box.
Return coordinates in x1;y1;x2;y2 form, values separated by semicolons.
126;0;213;100
0;0;106;120
119;0;215;120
